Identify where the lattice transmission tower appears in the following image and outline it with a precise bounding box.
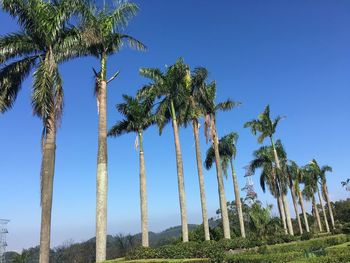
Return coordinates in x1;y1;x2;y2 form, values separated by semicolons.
0;219;9;263
242;165;257;204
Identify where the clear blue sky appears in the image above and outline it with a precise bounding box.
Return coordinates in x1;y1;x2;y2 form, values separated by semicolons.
1;0;350;252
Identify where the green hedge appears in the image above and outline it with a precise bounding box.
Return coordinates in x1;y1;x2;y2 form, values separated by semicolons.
289;246;350;263
125;235;350;263
105;259;209;263
226;251;303;263
125;241;225;262
260;234;349;254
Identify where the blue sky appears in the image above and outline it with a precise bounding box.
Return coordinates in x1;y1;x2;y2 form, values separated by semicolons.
1;0;350;252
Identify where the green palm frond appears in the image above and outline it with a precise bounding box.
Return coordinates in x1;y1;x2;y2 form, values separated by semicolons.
139;68;164;84
32;58;57;130
0;31;39;63
0;56;38;113
108;119;130;137
244;105;284;144
109;2;139;31
204;146;215;170
108;94;156;138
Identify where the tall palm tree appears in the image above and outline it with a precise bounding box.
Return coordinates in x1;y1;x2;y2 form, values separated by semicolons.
108;95;155;247
244;105;294;235
138;58;191;242
248;142;288;234
291;163;310;233
318;164;335;230
78;3;145;260
180;67;210;240
286;161;304;234
302;169;323;232
200;81;238;239
305;160;330;232
204;132;246;238
0;1;84;262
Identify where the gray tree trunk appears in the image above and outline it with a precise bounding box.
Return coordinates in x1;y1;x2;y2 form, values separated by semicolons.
323;184;335;229
230;160;246;238
272;143;294;236
277;196;288;234
39;125;56;263
192;119;210;241
139;132;149;247
297;188;310;232
96;79;108;262
211;116;231;239
313;195;323;232
282;193;294;235
171;113;189;242
317;187;330;232
291;185;303;234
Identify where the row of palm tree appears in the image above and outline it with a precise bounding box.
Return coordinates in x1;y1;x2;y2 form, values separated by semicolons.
245;105;335;236
108;60;246;247
0;0;144;262
0;1;337;263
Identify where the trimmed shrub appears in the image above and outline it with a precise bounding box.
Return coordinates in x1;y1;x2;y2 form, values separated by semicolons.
300;232;313;241
262;234;349;254
226;251;303;263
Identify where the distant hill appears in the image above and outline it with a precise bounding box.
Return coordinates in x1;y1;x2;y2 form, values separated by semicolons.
5;224;200;263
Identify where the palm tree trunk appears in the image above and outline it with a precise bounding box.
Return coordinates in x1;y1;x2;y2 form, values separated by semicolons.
282;193;294;235
39;123;56;263
277;196;287;234
230;159;246;238
96;54;108;262
317;186;330;232
170;100;189;242
313;195;323;232
271;138;294;236
192;119;210;241
291;185;303;235
138;131;149;247
211;115;231;239
297;188;310;232
323;184;335;229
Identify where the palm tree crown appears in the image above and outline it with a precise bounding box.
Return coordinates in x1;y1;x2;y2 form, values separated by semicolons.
108;94;155;137
244;105;283;144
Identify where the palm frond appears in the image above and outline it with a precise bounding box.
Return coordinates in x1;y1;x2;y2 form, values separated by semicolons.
108;119;130;137
0;56;38;113
0;31;39;63
204;146;215;170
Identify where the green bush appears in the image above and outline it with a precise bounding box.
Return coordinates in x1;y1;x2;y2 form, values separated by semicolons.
290;246;350;263
226;251;303;263
300;232;313;241
341;223;350;234
262;234;349;254
266;234;298;245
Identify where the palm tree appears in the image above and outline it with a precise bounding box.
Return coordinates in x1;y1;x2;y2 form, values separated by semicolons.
0;1;84;262
318;164;335;229
286;161;304;234
200;81;238;239
244;105;294;235
138;58;191;242
248;143;288;234
290;163;310;232
11;251;28;263
108;95;154;247
204;132;246;238
180;67;210;240
302;169;323;232
305;160;330;232
78;2;145;260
